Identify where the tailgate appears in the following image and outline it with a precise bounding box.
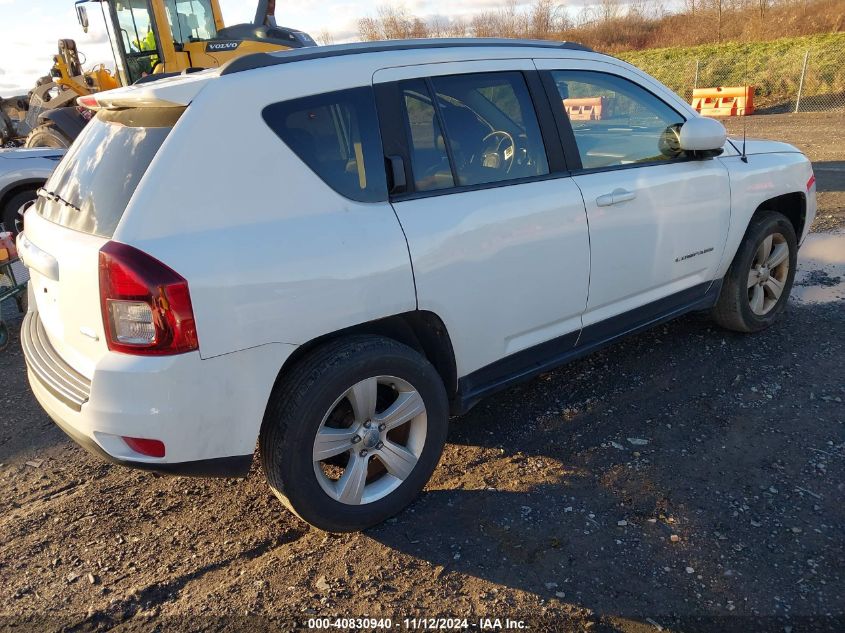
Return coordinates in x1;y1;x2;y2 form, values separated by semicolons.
17;103;185;378
19;210;108;379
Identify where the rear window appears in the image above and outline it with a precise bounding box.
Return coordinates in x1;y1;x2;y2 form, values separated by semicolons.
38;107;182;237
262;87;387;202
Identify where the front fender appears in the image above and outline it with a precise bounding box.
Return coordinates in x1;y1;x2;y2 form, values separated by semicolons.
716;152;816;278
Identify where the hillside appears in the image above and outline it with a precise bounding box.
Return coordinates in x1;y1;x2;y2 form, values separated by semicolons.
618;33;845;110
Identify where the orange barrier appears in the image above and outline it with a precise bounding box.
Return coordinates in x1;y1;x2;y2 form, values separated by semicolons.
564;96;607;120
691;86;755;116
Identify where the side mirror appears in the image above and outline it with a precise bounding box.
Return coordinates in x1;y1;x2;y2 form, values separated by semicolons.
76;4;89;32
679;117;726;157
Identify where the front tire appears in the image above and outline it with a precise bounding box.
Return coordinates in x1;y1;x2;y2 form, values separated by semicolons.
260;336;449;532
712;210;797;332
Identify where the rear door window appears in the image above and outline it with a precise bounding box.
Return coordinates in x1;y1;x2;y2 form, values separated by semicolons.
400;79;454;192
38;107;182;238
262;87;387;202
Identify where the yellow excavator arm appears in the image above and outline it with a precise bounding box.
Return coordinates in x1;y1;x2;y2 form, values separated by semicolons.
16;0;316;148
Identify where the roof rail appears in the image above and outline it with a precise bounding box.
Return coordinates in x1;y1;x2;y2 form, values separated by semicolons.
220;38;594;76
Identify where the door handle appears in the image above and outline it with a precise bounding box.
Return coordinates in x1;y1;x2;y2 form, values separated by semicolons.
596;188;636;207
386;155;407;194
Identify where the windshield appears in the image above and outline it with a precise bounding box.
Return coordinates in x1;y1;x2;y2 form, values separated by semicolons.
37;108;182;238
165;0;217;43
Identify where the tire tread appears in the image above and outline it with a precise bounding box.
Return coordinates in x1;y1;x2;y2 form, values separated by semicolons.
712;210;797;333
259;335;448;531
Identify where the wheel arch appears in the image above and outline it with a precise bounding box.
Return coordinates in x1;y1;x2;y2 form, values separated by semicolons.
0;178;43;206
753;191;807;242
269;310;459;412
0;179;44;229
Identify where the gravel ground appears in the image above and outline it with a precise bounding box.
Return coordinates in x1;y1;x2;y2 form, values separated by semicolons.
0;112;843;632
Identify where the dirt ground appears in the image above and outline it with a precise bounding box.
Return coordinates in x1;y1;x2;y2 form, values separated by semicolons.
1;112;843;633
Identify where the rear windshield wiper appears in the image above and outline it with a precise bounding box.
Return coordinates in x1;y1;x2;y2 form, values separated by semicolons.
37;187;81;213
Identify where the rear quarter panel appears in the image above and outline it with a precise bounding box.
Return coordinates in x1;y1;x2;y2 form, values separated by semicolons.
114;59;417;360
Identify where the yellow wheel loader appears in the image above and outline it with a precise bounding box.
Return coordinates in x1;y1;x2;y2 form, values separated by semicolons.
0;39;118;147
2;0;314;148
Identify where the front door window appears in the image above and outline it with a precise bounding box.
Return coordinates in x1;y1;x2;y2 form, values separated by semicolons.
549;70;686;170
113;0;161;83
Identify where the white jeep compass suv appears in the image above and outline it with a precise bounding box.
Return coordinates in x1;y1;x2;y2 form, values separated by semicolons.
18;39;816;531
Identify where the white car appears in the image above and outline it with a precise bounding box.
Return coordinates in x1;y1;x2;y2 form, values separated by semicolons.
18;39;815;531
0;147;63;234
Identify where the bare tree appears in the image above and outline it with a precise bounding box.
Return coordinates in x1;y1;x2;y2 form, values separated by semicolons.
358;5;419;40
427;15;447;38
358;16;382;41
597;0;623;22
710;0;725;43
529;0;570;39
410;17;429;38
378;5;413;39
446;17;467;38
316;29;335;46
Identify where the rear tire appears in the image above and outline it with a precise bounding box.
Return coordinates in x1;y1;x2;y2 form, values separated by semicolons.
0;322;9;352
2;189;36;237
24;123;72;149
712;210;797;333
260;336;449;532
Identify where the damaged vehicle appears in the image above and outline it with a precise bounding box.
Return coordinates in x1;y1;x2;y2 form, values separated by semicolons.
18;39;815;531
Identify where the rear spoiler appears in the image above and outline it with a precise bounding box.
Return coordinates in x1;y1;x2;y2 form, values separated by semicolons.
77;70;215;110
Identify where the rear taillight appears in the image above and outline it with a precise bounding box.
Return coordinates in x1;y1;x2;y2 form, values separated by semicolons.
99;242;198;355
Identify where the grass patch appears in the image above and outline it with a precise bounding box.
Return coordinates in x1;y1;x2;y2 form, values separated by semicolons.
618;33;845;109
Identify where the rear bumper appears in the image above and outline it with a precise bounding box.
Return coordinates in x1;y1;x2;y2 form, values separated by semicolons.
43;402;253;477
22;311;294;478
21;312;91;412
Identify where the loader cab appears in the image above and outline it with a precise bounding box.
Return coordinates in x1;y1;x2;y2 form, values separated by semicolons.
76;0;170;85
76;0;314;87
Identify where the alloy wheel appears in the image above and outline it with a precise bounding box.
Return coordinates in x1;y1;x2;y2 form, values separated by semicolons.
747;232;790;316
312;376;427;505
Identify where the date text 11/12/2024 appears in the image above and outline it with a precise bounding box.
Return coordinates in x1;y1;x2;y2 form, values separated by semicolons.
306;617;528;630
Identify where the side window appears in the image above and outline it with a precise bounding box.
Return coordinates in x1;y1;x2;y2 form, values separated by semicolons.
549;71;686;170
262;87;387;202
164;0;218;44
398;72;549;190
400;79;454;192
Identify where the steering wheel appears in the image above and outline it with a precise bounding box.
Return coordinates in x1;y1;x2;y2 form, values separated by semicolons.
479;130;516;174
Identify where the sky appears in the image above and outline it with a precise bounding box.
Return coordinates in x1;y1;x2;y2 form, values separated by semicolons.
0;0;603;97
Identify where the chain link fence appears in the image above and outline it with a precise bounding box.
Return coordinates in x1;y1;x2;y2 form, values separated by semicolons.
619;33;845;114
